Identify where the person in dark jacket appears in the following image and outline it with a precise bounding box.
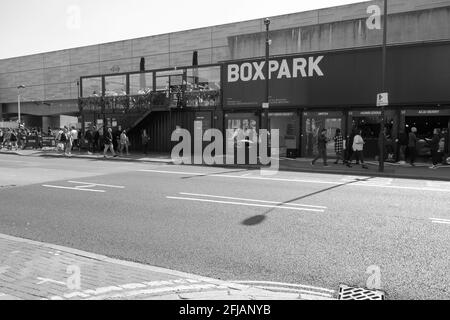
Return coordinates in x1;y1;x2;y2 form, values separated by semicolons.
103;127;117;158
93;126;100;152
85;126;94;154
408;127;418;166
397;131;408;164
429;128;442;169
311;129;329;167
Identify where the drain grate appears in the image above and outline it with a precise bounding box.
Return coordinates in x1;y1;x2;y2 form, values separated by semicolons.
338;285;385;300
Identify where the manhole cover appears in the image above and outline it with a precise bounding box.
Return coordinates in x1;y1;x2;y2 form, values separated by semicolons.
338;285;385;300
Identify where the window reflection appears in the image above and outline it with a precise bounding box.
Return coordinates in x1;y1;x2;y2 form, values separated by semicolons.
81;77;102;97
105;75;127;97
130;72;153;95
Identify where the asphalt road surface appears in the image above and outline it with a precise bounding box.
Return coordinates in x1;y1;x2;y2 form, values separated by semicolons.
0;154;449;300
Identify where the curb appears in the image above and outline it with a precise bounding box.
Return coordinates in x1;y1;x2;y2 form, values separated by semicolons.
0;150;174;165
2;150;449;182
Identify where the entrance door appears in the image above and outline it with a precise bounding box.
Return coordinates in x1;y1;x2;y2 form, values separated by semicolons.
269;112;299;157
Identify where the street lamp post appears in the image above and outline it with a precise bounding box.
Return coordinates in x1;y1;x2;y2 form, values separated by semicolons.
263;18;271;131
379;0;388;172
17;85;26;127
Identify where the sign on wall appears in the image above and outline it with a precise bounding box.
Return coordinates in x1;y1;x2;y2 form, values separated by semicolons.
222;43;450;109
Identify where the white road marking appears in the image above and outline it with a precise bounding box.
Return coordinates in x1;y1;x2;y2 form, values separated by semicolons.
430;218;450;225
140;169;450;193
67;181;125;189
252;286;333;298
36;277;66;286
179;193;327;209
228;280;335;294
42;185;106;193
166;196;325;212
43;181;124;193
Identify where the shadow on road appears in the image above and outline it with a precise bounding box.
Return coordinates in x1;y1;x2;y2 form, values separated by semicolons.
241;177;374;227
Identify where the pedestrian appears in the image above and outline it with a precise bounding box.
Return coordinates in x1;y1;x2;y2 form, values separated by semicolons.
62;127;72;156
70;126;78;152
396;130;408;164
311;129;329;167
92;126;100;153
84;126;94;155
352;129;369;169
10;129;18;151
119;130;130;156
103;127;117;158
142;129;150;155
333;129;346;165
408;127;418;166
428;129;442;169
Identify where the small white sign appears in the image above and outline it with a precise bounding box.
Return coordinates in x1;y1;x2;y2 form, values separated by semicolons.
262;102;270;109
377;93;389;107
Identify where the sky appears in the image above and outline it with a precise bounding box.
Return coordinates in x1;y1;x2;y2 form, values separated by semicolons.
0;0;366;60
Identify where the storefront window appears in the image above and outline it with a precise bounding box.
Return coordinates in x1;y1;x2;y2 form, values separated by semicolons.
226;113;259;151
81;77;102;97
303;112;343;157
105;75;127;97
130;72;153;95
186;66;220;91
269;113;299;157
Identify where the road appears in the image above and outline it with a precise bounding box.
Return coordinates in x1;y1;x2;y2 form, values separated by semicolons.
0;154;449;300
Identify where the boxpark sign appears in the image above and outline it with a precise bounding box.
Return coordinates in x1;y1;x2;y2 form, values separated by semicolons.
223;42;450;108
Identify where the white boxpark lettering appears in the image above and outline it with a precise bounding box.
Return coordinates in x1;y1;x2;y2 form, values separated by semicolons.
227;56;324;82
171;123;279;176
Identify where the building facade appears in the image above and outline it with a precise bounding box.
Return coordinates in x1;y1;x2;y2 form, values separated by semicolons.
1;0;450;156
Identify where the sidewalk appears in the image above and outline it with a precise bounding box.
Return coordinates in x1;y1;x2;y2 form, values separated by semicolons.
0;233;321;300
1;148;449;181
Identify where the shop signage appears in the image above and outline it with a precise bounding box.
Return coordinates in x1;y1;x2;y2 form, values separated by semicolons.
269;112;296;117
223;42;450;109
377;93;389;107
404;109;450;116
227;56;324;82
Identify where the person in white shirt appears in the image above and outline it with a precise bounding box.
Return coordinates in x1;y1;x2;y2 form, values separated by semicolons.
352;129;369;169
70;126;78;152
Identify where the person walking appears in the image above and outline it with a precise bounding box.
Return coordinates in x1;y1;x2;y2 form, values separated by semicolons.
70;126;78;152
84;126;94;155
93;126;100;153
142;129;150;155
408;127;418;166
429;129;442;169
103;128;117;158
10;129;18;151
63;127;72;156
396;130;408;164
352;129;369;169
119;130;130;156
311;129;329;167
333;129;346;165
